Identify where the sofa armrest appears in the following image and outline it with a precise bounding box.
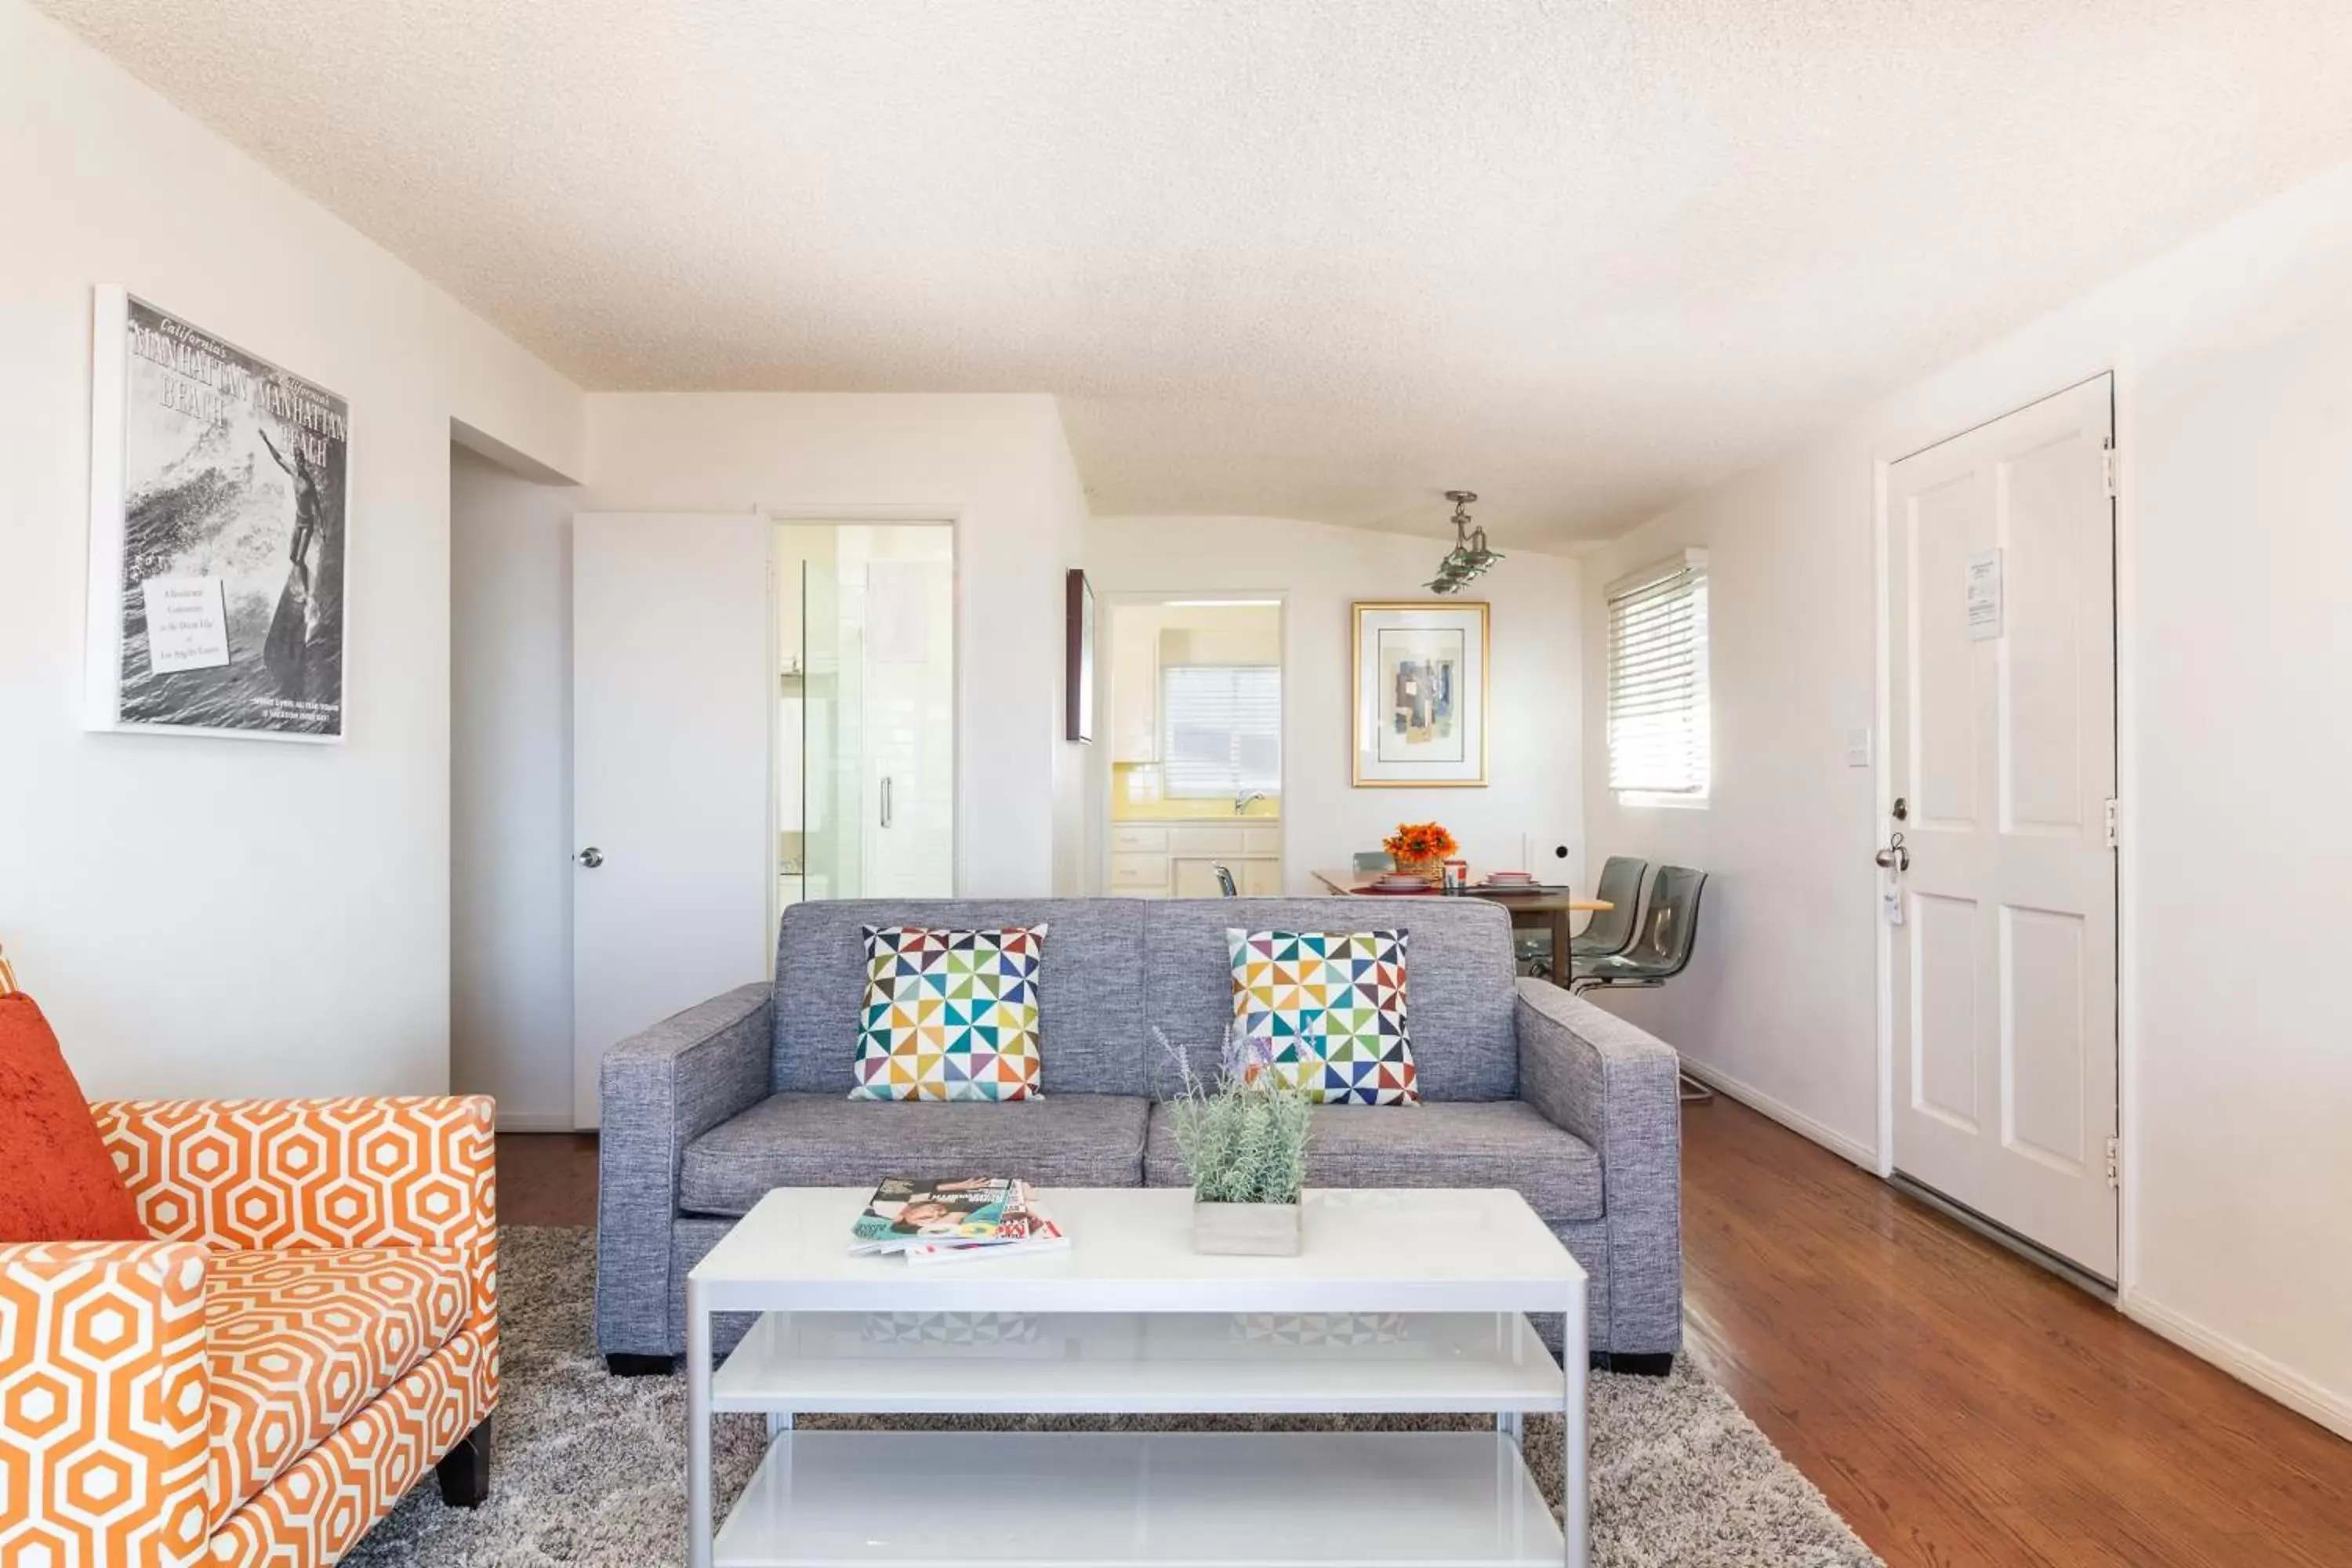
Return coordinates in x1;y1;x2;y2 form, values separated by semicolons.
1514;979;1683;1354
93;1095;500;1345
0;1240;212;1566
596;982;773;1358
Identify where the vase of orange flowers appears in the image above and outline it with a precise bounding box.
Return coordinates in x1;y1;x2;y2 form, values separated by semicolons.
1382;821;1458;882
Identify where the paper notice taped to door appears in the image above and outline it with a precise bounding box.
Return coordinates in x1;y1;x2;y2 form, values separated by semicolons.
1965;549;2003;641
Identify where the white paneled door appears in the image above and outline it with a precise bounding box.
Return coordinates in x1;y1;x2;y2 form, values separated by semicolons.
572;513;773;1129
1884;377;2118;1280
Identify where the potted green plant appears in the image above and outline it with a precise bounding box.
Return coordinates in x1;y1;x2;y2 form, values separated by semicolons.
1161;1025;1312;1255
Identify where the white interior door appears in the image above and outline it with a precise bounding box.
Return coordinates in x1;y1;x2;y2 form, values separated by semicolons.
572;512;772;1128
1885;376;2118;1279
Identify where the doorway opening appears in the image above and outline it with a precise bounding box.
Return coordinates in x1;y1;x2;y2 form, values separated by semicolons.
774;522;955;920
1101;597;1284;898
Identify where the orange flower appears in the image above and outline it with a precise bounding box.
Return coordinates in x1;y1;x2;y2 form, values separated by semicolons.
1381;821;1458;862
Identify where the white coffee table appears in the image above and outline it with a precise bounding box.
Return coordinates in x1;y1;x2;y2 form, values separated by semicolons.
687;1186;1588;1567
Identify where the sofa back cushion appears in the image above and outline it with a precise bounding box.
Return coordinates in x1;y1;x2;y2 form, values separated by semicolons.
1144;898;1519;1102
775;901;1149;1096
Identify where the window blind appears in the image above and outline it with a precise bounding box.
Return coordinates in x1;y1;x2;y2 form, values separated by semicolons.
1606;552;1710;797
1162;665;1282;797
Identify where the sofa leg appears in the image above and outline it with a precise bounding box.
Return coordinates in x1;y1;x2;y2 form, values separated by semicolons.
604;1352;676;1377
1589;1351;1675;1377
436;1417;492;1508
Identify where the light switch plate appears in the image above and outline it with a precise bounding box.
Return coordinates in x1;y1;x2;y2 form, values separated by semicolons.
1846;727;1873;768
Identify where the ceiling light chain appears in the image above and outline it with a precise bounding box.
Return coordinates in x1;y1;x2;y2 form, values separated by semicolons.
1425;489;1504;594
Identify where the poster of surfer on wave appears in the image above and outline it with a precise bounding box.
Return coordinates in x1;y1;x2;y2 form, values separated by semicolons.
85;289;349;740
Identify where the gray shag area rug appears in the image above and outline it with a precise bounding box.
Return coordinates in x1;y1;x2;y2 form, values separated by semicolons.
346;1227;1879;1566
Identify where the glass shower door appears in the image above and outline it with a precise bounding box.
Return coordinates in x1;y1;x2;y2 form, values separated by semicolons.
791;524;954;900
798;540;861;902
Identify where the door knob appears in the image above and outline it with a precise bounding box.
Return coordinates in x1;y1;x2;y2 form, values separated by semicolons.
575;847;604;869
1873;831;1909;873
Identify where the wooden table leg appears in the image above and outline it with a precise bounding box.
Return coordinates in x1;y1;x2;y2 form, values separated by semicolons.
1552;907;1572;983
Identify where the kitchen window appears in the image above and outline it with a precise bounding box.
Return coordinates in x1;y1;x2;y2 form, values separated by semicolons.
1161;665;1281;798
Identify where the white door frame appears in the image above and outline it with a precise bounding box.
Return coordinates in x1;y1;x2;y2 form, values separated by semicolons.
1870;370;2136;1294
1092;590;1291;896
763;503;966;913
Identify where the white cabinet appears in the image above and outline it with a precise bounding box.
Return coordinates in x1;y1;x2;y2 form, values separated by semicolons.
1110;852;1171;893
1167;826;1244;858
1170;858;1227;898
1112;819;1280;899
1109;613;1161;763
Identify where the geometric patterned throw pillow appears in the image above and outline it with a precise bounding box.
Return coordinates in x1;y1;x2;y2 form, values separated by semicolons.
1225;928;1416;1105
849;925;1047;1102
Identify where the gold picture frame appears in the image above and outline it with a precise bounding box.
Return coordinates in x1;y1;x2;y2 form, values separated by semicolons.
1351;601;1490;787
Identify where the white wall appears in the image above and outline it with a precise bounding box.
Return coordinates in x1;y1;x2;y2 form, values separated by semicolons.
579;394;1084;897
1087;516;1585;892
449;392;1087;1121
449;447;579;1128
0;0;583;1100
1582;154;2352;1434
1044;418;1094;895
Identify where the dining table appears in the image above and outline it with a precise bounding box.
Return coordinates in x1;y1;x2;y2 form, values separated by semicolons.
1310;868;1612;975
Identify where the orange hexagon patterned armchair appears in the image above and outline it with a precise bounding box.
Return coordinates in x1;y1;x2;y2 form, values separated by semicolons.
0;1081;497;1567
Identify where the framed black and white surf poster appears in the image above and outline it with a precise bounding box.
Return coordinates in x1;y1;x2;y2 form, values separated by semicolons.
85;287;350;741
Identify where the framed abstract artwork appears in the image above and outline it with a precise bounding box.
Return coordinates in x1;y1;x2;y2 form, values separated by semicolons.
1351;601;1488;787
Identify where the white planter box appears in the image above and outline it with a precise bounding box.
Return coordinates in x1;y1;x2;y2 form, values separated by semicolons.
1192;1199;1301;1256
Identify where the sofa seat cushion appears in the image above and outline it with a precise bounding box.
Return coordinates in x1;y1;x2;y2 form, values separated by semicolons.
204;1247;468;1526
1144;1099;1603;1225
680;1093;1151;1217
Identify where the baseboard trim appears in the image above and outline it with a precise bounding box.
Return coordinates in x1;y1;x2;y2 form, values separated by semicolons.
2122;1293;2352;1442
493;1111;579;1133
1675;1057;1879;1172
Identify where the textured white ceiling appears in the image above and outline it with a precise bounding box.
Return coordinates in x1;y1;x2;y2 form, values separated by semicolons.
38;0;2352;542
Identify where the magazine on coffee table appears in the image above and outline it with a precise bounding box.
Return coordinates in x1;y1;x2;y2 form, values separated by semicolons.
904;1205;1069;1265
850;1175;1066;1261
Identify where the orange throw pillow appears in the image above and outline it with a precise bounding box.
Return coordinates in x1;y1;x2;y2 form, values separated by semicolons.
0;992;150;1242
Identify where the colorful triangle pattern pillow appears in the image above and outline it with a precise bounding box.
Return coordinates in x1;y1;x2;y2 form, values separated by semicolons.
1225;928;1417;1105
850;924;1047;1102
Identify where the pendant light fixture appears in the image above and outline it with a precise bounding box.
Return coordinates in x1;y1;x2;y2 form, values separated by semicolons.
1425;490;1503;594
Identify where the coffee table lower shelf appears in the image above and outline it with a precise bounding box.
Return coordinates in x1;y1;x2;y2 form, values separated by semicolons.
714;1428;1563;1567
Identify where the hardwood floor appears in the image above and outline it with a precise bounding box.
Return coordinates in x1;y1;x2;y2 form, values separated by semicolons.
495;1099;2352;1566
496;1131;597;1227
1679;1098;2352;1568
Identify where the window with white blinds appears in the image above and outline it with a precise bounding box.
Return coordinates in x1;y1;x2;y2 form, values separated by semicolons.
1162;665;1282;797
1606;550;1710;800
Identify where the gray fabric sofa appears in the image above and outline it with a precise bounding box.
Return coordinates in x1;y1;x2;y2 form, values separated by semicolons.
596;897;1683;1372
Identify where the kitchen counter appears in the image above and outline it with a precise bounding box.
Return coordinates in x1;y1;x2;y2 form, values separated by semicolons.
1109;803;1281;824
